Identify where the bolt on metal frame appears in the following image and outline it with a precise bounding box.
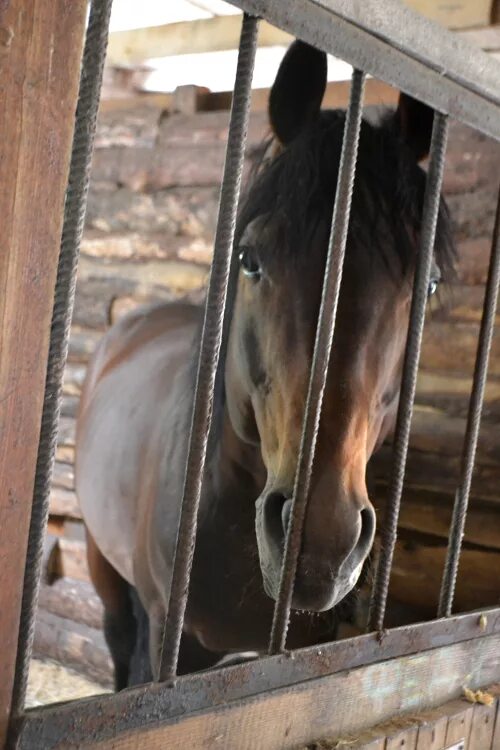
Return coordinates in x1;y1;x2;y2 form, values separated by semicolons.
10;0;500;742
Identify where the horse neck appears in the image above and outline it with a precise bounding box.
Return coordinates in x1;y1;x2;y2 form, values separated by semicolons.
200;404;265;530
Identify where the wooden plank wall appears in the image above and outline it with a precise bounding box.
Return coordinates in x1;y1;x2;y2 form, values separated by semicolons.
306;687;500;749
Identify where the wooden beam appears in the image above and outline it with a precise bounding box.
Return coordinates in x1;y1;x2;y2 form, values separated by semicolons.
17;634;500;749
98;78;397;113
0;0;87;744
106;17;292;65
106;3;495;65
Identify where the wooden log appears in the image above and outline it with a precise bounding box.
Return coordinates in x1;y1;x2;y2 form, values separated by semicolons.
56;416;76;447
38;579;103;630
371;485;500;552
85;184;220;237
77;256;208;298
68;327;102;363
46;538;89;583
46;518;65;537
408;405;500;466
372;444;500;503
33;610;112;687
431;284;500;325
416;369;500;419
81;230;213;262
60;394;80;419
50;488;80;521
94;105;162;149
0;0;88;740
447;187;498;242
389;539;500;615
52;462;75;492
421;320;500;376
454;237;493;285
55;445;75;465
63;520;86;542
63;362;87;396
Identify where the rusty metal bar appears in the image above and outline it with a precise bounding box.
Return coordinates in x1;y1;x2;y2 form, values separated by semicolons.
229;0;500;142
18;606;500;749
269;69;366;655
158;13;258;682
368;111;449;633
437;187;500;618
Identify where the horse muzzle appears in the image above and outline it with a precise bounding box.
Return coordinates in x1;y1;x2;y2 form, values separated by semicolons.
255;489;375;612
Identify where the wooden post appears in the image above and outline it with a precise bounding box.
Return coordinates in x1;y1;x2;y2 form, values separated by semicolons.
0;0;88;745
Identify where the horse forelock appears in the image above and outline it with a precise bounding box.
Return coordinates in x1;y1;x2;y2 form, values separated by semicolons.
236;109;456;282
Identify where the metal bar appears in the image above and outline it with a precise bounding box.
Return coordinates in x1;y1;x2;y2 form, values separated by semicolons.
368;112;449;633
437;187;500;618
228;0;500;142
269;69;366;655
308;0;500;108
8;0;113;726
208;0;500;110
18;606;500;749
158;13;258;682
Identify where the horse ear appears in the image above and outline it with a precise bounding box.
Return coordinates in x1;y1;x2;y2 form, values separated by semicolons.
269;40;327;146
394;92;435;162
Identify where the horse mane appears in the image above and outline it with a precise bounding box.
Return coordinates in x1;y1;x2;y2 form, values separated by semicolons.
236;110;456;279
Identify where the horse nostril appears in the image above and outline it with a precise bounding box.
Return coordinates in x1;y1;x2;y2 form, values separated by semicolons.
358;506;376;557
263;491;291;547
281;498;293;537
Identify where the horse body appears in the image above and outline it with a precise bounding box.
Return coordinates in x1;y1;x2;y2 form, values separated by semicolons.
78;302;337;680
76;41;454;687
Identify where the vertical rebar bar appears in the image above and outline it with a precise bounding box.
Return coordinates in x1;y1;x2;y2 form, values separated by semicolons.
437;186;500;618
158;13;258;682
9;0;113;724
268;69;366;655
368;111;449;633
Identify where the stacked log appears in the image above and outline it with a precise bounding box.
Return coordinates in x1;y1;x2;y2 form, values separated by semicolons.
34;89;499;679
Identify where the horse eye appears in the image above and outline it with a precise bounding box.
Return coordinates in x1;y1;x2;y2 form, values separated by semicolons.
239;247;261;280
428;278;439;297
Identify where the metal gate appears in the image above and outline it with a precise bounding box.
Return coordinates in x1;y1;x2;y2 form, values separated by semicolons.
4;0;500;747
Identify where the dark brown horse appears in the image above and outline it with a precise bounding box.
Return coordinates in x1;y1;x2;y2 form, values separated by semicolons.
76;41;454;689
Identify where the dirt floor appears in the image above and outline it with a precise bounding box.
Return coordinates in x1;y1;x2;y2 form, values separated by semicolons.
26;659;110;708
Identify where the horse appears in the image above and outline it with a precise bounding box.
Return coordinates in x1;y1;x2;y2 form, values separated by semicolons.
76;40;454;690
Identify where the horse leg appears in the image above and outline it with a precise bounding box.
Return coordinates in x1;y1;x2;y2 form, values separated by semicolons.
86;530;136;691
127;587;153;686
